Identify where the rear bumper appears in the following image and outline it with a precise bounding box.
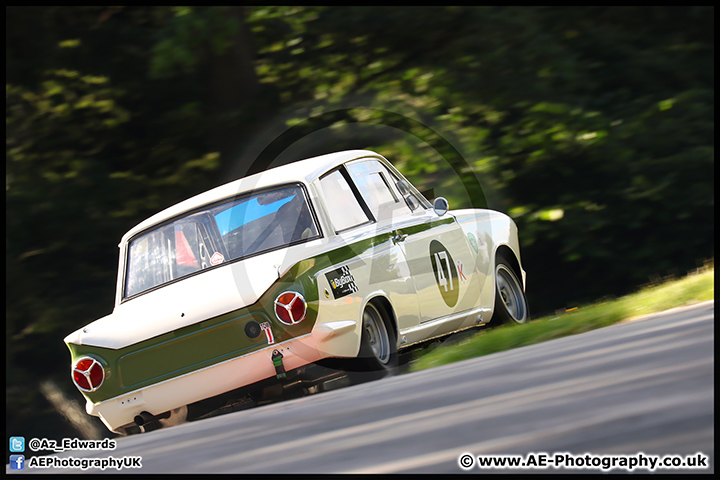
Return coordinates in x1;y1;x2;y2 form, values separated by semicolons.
88;334;322;432
86;318;362;433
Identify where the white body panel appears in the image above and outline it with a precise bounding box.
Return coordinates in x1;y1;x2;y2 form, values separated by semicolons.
453;208;525;308
312;224;420;359
67;250;285;349
396;211;481;323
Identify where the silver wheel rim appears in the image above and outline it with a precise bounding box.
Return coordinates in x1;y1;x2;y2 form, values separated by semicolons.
363;304;390;364
496;265;527;323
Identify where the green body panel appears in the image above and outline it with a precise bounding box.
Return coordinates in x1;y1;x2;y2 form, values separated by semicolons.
399;216;454;235
117;312;272;387
67;268;321;403
66;217;455;403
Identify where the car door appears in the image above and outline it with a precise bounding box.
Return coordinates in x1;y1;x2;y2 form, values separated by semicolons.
316;163;421;334
345;159;481;324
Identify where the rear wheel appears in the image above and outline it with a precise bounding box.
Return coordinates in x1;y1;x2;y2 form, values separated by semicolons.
356;302;398;374
492;255;529;325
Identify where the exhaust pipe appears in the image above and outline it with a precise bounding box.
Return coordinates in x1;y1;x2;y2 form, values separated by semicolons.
134;410;170;427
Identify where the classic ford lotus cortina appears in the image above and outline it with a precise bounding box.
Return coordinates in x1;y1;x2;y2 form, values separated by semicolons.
65;149;528;434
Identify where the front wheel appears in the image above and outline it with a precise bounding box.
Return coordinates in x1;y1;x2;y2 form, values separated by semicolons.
491;255;529;325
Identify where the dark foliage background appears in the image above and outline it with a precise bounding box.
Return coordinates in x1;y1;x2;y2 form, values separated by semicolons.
6;6;713;442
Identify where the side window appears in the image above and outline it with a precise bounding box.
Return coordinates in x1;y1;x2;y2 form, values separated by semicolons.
395;178;422;212
347;159;429;218
387;170;427;213
346;161;402;219
319;169;372;232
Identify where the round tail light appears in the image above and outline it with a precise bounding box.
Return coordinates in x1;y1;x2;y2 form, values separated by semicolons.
274;291;307;325
72;357;105;392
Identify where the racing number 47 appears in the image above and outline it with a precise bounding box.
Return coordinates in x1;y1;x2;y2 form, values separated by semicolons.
434;251;454;292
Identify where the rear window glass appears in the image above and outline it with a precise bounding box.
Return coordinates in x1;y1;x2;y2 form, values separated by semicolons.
125;184;319;298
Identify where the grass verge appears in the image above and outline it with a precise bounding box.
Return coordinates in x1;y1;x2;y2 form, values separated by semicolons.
409;264;714;372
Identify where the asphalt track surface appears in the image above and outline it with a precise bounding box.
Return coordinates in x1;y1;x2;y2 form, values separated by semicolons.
11;300;714;474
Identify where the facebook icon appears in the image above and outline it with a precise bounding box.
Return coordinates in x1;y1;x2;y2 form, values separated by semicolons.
10;455;25;470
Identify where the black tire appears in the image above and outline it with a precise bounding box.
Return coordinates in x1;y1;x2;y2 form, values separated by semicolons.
355;302;398;375
491;254;529;325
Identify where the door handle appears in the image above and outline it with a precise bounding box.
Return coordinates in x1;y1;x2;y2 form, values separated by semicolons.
392;233;408;244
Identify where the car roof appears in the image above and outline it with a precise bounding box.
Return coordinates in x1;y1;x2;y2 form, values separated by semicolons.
120;149;384;243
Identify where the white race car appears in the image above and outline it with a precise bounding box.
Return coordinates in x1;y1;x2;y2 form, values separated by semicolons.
65;149;528;434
